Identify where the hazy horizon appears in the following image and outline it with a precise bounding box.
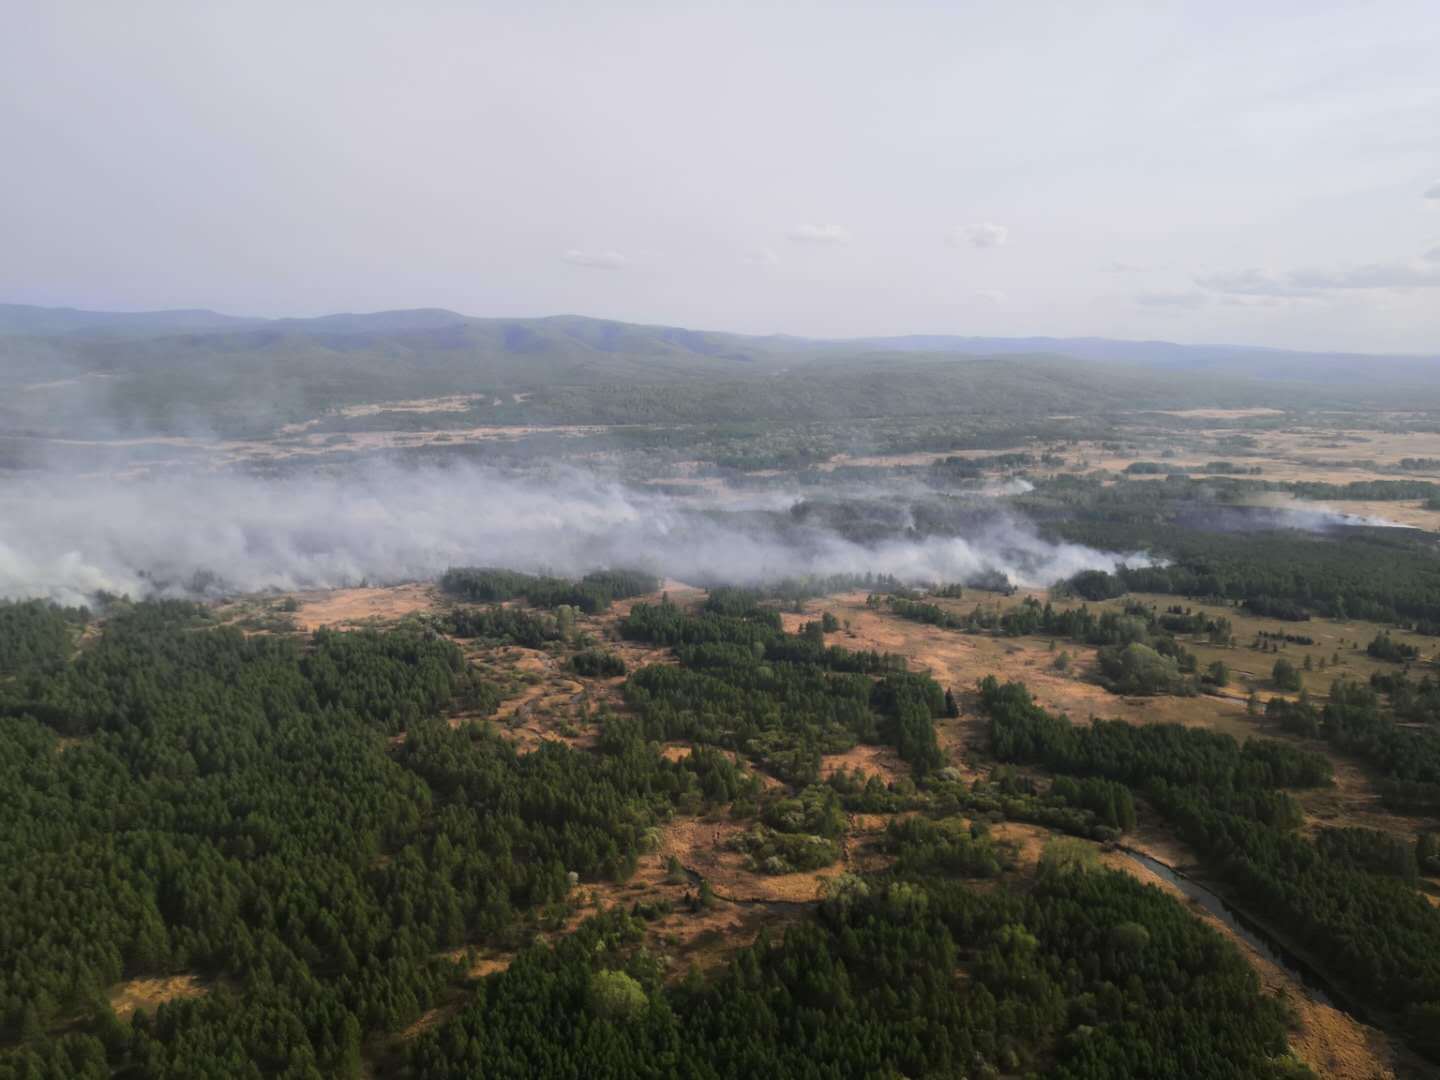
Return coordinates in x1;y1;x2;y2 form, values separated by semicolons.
3;2;1438;354
10;298;1440;361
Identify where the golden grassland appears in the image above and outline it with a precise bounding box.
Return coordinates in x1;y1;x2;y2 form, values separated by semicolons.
1056;423;1440;492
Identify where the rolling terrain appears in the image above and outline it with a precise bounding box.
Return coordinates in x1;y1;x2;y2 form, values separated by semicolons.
6;304;1440;443
6;307;1440;1078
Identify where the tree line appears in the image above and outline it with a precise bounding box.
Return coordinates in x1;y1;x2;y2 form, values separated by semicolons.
438;567;659;614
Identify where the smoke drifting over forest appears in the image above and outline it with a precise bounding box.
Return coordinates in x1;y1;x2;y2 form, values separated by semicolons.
0;464;1142;605
1175;502;1403;534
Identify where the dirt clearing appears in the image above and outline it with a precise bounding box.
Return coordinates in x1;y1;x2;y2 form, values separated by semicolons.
289;582;438;631
108;974;210;1019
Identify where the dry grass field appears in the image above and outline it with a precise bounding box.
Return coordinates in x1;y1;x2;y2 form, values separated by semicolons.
1050;422;1440;496
107;975;211;1020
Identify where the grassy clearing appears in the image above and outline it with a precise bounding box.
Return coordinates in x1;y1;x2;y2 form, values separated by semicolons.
107;975;210;1019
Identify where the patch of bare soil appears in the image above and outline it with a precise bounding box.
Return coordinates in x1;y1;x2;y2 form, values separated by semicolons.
656;739;783;783
820;742;907;785
1055;424;1440;487
432;947;515;983
336;395;490;419
988;821;1056;871
584;580;701;680
108;974;209;1019
1297;750;1437;843
225;423;617;466
1151;407;1287;419
277;395;493;436
478;646;597;751
791;595;1118;760
520;826;816;986
290;583;438;631
598;633;677;684
399;838;783;1040
1124;817;1205;872
654;814;887;904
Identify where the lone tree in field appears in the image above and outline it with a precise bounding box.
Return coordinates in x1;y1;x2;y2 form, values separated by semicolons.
1272;658;1302;692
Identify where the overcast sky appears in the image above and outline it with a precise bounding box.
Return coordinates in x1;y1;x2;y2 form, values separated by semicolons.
2;1;1438;352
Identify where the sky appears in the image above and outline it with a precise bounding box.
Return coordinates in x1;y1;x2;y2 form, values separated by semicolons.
2;1;1438;352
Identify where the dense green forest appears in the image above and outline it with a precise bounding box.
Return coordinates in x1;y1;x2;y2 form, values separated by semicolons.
0;585;1337;1078
620;594;942;782
0;600;87;677
1071;527;1440;629
980;677;1440;1057
0;599;731;1077
403;839;1308;1080
1027;476;1440;628
438;567;659;614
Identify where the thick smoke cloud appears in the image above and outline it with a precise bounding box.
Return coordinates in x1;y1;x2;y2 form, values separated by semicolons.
0;464;1143;605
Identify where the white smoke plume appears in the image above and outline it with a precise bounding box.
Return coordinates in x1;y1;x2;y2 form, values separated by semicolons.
1216;495;1405;532
0;464;1144;605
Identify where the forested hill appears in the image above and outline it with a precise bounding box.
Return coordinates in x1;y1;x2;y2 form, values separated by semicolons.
5;303;1440;437
832;334;1440;386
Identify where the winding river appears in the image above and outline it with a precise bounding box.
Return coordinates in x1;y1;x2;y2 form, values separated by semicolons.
1122;849;1369;1023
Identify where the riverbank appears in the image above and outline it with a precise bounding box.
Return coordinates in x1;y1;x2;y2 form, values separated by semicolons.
1115;845;1417;1079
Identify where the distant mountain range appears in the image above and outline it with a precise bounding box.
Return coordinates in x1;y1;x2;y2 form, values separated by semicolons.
2;302;1438;438
0;303;263;337
6;301;1437;376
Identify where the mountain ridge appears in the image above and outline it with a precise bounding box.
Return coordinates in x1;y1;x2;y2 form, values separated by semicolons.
5;301;1437;367
4;302;1440;439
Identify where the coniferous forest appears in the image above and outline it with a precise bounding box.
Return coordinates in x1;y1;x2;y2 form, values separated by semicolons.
0;590;1331;1079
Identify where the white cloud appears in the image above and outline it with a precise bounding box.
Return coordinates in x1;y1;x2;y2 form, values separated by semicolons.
561;248;627;269
947;222;1008;249
1100;260;1147;273
1217;294;1311;309
787;224;850;246
1425;181;1440;200
1194;268;1308;297
742;247;780;266
972;289;1007;304
1135;290;1208;309
1289;261;1440;290
1198;251;1440;297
